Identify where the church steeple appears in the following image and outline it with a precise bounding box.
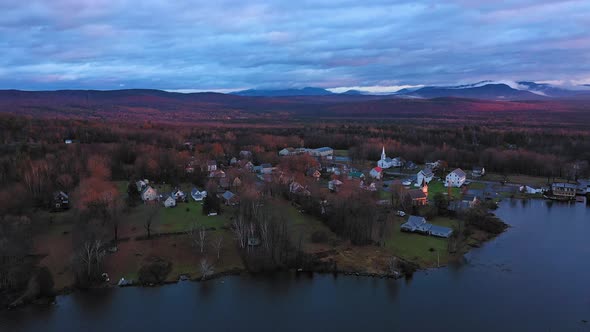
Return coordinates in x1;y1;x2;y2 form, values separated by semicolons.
381;146;386;160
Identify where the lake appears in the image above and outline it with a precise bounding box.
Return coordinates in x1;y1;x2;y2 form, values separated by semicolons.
2;199;589;332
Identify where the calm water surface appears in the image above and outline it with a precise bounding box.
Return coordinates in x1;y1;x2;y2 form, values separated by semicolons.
2;199;589;332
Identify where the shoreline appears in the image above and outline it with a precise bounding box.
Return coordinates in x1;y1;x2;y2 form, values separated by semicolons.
6;218;509;312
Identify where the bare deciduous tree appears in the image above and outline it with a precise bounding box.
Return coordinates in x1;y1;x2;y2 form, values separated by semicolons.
78;239;105;278
211;235;223;259
199;258;214;281
232;217;247;249
187;225;207;253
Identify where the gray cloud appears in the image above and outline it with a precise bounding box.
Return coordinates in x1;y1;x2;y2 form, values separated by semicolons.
0;0;589;90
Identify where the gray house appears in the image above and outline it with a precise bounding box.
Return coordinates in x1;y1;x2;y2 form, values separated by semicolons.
401;215;453;238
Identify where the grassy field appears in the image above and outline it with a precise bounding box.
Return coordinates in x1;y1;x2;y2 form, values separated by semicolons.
157;202;234;233
483;173;566;187
277;200;340;250
383;216;457;267
333;149;349;157
428;180;462;199
468;181;486;190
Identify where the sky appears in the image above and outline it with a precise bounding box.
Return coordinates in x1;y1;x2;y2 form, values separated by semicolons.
1;0;590;92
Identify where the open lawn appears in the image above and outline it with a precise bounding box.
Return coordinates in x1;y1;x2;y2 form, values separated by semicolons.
333;149;349;157
157;202;234;233
428;180;462;199
484;173;565;187
468;182;486;190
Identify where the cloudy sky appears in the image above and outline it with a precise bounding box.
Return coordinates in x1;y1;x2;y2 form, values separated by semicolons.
1;0;589;92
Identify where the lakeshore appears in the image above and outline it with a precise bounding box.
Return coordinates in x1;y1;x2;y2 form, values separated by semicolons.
3;199;589;332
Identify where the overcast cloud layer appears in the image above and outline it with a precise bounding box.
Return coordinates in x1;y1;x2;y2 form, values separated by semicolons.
1;0;589;91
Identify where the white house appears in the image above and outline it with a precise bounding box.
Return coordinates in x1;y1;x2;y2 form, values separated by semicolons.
446;168;466;187
417;168;434;185
370;166;383;179
279;148;294;156
310;147;334;158
163;195;176;208
141;186;158;201
191;188;207;201
472;166;486;177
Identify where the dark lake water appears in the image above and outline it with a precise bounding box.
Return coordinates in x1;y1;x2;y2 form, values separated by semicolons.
2;199;590;332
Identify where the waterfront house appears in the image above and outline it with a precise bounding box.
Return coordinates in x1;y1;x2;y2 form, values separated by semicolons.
446;168;466;187
401;215;453;238
551;183;576;200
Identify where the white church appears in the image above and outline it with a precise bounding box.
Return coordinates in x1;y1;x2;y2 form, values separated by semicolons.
377;146;402;169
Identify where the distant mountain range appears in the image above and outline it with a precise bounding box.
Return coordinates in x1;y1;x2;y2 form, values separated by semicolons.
231;81;590;100
232;87;333;97
1;88;590;125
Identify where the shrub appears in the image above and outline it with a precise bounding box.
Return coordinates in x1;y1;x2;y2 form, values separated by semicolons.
138;256;172;285
311;231;329;243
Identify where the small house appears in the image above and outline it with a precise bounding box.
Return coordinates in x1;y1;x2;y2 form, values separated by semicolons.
221;190;239;205
172;189;186;202
191;188;207;201
141;186;158;202
370;166;383;180
417;169;434;185
429;225;453;238
163;195;176;208
446;168;466;187
279;147;295;156
312;170;321;181
348;171;365;180
52;191;69;210
400;215;453;238
472;166;486;177
328;179;343;192
290;182;311;196
207;160;217;172
311;147;334;158
401;215;428;233
551;183;576;200
209;169;226;178
408;189;427;206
